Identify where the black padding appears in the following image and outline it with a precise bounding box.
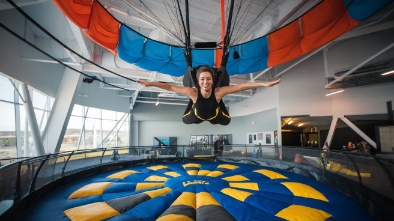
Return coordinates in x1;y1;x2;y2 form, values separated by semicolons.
107;193;151;213
197;205;236;221
194;42;217;48
214;67;230;88
183;67;197;88
160;205;196;220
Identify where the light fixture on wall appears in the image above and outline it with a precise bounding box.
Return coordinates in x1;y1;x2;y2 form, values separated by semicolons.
382;70;394;76
298;123;304;127
326;89;344;96
155;97;159;106
287;120;293;125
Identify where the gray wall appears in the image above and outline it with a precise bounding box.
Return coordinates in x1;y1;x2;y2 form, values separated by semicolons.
132;107;278;145
277;29;394;117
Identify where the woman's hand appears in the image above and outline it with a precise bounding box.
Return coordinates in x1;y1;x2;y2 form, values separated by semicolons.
136;80;150;87
264;79;281;87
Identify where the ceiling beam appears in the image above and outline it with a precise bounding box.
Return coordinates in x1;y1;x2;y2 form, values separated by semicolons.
337;20;394;41
0;0;48;10
82;65;176;82
325;117;338;147
325;41;394;88
251;67;272;81
340;117;377;148
66;19;93;60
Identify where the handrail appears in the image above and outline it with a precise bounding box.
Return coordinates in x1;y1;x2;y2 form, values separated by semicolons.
61;151;74;178
29;155;50;194
13;161;22;202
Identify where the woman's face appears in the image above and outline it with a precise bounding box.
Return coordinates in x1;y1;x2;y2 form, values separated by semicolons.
198;71;213;92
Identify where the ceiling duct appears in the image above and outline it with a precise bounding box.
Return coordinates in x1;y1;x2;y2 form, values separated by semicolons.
326;59;394;89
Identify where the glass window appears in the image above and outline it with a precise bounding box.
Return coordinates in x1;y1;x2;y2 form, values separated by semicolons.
102;109;117;120
117;112;127;121
60;116;83;152
0;102;17;158
49;97;54;110
0;102;15;131
71;104;83;116
117;118;129;147
32;89;47;109
84;118;101;149
102;119;117;131
102;119;117;147
62;104;130;151
0;74;15;102
87;107;101;119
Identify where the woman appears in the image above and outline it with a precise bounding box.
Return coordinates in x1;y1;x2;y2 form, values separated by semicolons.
137;66;280;125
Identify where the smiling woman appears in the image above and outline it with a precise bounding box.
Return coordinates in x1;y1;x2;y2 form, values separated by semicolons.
182;66;232;125
137;66;280;125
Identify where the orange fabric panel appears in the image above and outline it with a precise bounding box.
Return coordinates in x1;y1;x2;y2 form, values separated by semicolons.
215;48;223;68
84;1;120;54
268;0;360;67
301;0;360;52
267;20;302;67
52;0;92;29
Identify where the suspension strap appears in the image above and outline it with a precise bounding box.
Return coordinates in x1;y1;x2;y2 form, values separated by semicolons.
215;0;226;68
221;0;235;67
175;0;192;68
184;0;192;68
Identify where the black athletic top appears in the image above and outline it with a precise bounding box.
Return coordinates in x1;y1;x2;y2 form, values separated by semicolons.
183;89;231;125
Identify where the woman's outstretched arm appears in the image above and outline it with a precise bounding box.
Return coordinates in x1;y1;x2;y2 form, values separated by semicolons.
136;80;196;98
216;79;281;99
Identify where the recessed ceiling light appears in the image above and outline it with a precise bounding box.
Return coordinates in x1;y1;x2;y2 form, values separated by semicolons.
326;90;344;96
382;70;394;76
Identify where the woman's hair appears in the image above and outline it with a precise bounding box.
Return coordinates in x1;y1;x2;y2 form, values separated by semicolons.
196;65;216;82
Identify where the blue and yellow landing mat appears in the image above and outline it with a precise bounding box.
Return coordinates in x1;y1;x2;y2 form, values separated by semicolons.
21;162;371;221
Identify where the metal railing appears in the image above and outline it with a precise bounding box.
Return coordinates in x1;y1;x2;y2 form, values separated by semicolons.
1;145;393;217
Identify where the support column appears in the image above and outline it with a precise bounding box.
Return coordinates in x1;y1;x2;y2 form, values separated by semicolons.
130;116;139;146
325;117;338;147
13;81;22;157
387;101;393;125
42;67;83;153
21;83;46;156
276;108;282;146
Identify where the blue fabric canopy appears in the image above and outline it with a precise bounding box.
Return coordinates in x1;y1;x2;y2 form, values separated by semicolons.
115;0;390;77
